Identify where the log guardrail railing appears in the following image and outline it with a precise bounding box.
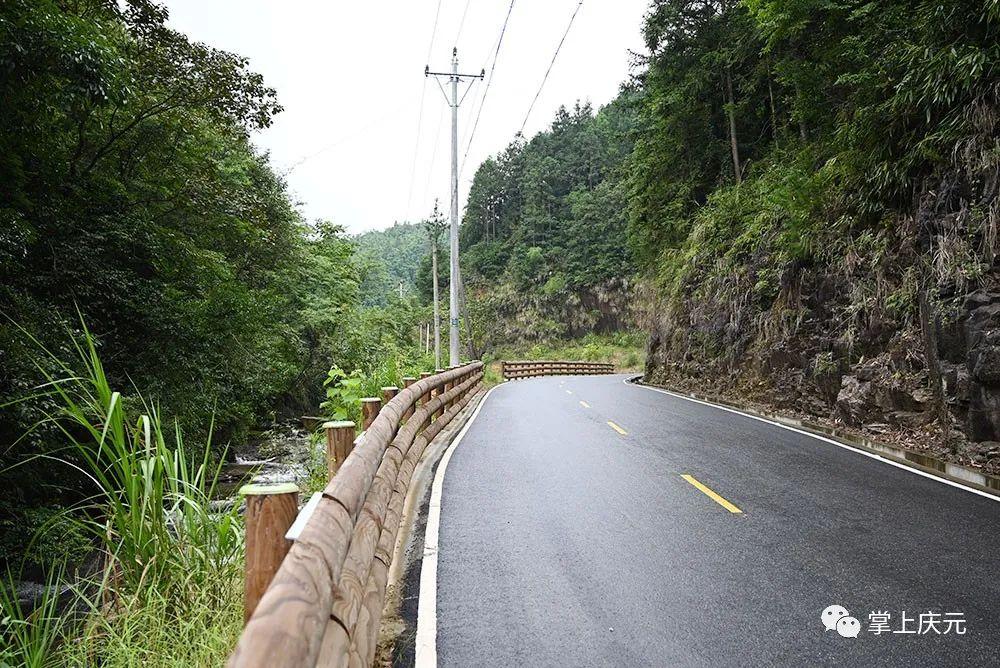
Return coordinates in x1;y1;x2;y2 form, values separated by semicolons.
229;361;485;668
502;359;614;380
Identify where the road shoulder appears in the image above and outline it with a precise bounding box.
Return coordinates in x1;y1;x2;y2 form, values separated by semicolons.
376;384;497;667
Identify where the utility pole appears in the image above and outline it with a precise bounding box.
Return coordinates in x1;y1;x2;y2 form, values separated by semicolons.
426;49;483;366
431;233;441;369
425;199;446;370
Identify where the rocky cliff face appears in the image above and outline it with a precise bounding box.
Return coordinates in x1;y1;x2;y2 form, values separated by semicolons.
643;207;1000;473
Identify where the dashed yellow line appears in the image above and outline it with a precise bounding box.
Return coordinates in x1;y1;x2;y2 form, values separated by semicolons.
579;400;590;408
607;421;628;436
681;474;743;514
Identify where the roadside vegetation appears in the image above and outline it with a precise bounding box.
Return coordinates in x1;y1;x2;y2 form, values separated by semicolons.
2;330;243;666
0;2;439;664
0;0;433;560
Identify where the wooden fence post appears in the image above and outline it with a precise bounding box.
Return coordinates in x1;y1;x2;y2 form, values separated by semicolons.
240;483;300;624
401;377;416;420
419;371;432;409
381;387;399;438
323;420;355;480
361;398;381;431
432;369;444;419
444;366;456;410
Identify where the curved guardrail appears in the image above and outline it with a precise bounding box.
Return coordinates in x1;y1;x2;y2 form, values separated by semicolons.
502;359;614;379
228;362;484;667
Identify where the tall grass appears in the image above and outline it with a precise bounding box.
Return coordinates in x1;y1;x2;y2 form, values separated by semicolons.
1;324;245;666
0;566;67;668
59;568;243;667
35;324;243;593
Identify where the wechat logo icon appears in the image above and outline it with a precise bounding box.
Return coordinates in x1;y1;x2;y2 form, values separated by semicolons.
823;605;860;638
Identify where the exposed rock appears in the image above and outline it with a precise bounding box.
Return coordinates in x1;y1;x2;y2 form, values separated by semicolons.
888;410;932;429
641;243;1000;454
972;345;1000;385
836;375;876;425
979;441;1000;457
936;310;968;363
909;387;933;411
865;422;892;434
940;362;970;402
965;293;1000;440
810;351;843;404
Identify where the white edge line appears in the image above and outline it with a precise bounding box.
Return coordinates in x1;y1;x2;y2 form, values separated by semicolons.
415;383;501;667
626;377;1000;503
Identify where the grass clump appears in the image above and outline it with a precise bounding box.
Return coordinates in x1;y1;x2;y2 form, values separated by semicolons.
1;325;245;667
58;569;242;667
0;566;67;668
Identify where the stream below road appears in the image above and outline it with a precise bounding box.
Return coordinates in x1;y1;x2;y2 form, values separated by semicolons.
215;419;321;500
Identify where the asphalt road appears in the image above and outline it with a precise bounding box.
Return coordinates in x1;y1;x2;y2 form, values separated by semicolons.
433;374;1000;667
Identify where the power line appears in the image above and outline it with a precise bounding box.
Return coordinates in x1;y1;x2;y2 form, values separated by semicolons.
421;103;447;211
405;83;429;218
457;27;502;153
424;0;444;62
518;0;584;136
405;0;446;219
460;0;516;176
283;106;406;175
453;0;473;47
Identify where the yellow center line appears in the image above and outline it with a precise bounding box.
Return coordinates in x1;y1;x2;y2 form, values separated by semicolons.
579;400;590;408
607;421;628;436
681;474;743;514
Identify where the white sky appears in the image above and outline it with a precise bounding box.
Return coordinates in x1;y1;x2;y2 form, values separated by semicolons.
163;1;649;233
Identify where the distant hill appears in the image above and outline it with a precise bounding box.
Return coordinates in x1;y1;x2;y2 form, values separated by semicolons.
353;222;428;306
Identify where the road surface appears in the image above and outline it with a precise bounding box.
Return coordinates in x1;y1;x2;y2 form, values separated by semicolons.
429;374;1000;666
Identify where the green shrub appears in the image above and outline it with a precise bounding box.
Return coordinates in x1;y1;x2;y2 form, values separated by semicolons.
320;366;365;424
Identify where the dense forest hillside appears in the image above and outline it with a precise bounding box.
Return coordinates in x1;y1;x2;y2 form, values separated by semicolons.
354;221;427;305
460;98;638;350
626;0;1000;461
0;0;428;561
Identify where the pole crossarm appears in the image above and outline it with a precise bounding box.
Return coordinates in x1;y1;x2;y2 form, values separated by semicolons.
425;70;484;79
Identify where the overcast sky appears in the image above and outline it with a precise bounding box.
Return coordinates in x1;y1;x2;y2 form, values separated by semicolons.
163;0;649;234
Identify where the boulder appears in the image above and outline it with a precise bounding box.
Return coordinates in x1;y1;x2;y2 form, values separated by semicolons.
836;375;876;425
968;384;1000;441
972;345;1000;385
909;387;933;411
888;410;932;429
